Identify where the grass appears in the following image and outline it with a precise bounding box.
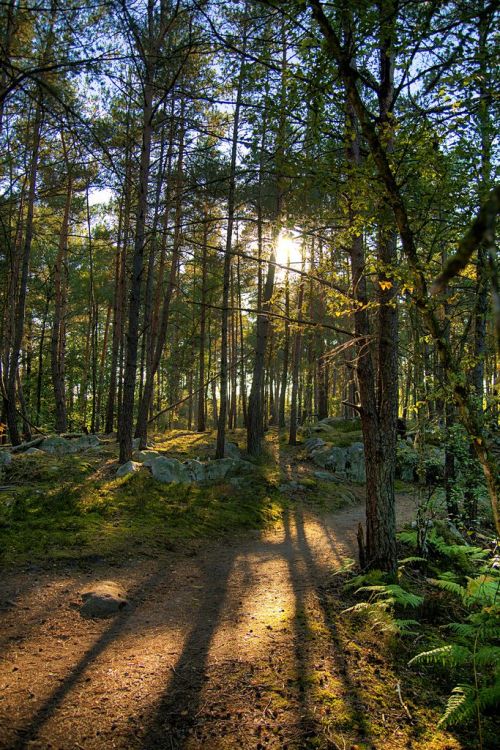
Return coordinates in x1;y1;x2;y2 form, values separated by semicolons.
0;430;286;566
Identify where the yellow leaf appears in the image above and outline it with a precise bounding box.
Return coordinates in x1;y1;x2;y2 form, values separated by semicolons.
379;280;393;291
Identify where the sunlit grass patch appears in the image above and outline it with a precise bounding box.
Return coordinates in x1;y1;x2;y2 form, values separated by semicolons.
0;440;286;566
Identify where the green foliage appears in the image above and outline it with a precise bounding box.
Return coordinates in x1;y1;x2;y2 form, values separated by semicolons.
409;555;500;736
343;570;424;636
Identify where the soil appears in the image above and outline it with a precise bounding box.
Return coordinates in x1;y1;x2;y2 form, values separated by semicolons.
0;450;458;750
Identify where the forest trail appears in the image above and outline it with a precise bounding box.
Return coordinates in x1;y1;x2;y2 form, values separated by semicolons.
0;484;429;749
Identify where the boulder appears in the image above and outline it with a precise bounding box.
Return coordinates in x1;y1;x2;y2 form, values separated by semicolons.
40;436;77;455
0;451;12;468
205;458;234;482
224;441;241;459
305;437;325;454
73;434;100;451
116;460;142;478
183;459;206;483
310;448;330;468
150;456;189;484
314;470;341;483
204;457;254;482
324;446;347;477
134;450;160;467
346;442;365;483
25;447;43;455
80;581;128;619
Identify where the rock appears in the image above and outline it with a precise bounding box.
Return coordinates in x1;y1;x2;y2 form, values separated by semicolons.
305;437;325;454
80;581;128;619
0;451;12;468
73;434;100;451
132;438;140;451
116;460;142;478
205;458;234;482
314;470;341;483
229;459;255;476
150;456;189;484
346;442;365;483
40;436;77;455
224;441;241;459
324;447;347;477
134;450;160;467
183;459;206;483
25;447;43;455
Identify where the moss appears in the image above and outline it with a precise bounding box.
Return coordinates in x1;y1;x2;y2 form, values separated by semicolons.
0;434;285;566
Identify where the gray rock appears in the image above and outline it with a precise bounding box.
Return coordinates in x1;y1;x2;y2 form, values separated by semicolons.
40;436;77;455
324;446;347;476
116;460;142;478
305;437;325;454
80;581;128;619
224;441;241;459
73;434;100;451
0;451;12;467
134;450;160;467
25;447;43;455
314;470;341;483
310;448;330;468
150;456;189;484
132;438;140;451
229;459;255;476
346;442;366;483
205;458;235;482
183;459;206;483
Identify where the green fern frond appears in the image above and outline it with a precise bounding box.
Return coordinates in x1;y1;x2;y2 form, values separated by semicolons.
439;684;476;726
474;645;500;668
477;681;500;711
466;576;500;606
409;643;471;668
355;584;423;609
394;618;420;634
399;556;427;565
428;577;466;599
342;601;372;614
397;529;418;548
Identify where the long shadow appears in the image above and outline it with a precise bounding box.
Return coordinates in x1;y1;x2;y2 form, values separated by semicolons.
282;509;325;745
137;547;239;749
9;562;173;750
292;506;375;747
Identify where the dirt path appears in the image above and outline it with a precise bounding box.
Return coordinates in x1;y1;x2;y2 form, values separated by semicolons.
0;480;430;750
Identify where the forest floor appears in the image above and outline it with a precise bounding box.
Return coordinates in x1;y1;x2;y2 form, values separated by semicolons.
0;431;467;749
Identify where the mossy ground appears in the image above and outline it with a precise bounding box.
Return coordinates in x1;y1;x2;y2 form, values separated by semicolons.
0;429;285;565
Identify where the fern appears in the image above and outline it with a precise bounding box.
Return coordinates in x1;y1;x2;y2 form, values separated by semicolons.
397;529;418;548
439;684;477;726
409;643;472;668
355;583;424;609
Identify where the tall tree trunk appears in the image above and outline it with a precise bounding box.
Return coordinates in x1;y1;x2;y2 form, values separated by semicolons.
119;75;154;461
216;46;246;459
3;99;42;444
50;165;72;433
197;215;209;432
135;106;185;447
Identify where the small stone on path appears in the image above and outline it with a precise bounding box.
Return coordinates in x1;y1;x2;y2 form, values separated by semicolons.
80;581;128;618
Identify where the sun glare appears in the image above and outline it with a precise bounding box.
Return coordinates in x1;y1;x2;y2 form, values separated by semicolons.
275;231;303;270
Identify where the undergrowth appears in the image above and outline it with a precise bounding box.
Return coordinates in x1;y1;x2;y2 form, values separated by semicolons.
341;525;499;749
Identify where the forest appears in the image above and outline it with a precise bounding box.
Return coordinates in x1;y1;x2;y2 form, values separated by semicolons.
0;0;499;749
